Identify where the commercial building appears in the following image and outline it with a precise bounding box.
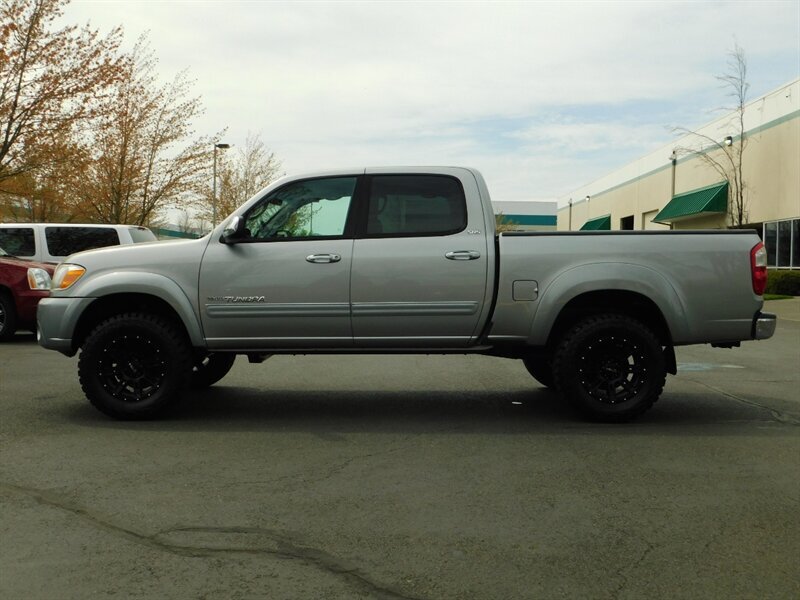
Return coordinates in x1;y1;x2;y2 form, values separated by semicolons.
492;200;557;231
558;78;799;269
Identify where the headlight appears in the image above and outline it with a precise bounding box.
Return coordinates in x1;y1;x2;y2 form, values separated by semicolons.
52;264;86;290
27;268;52;290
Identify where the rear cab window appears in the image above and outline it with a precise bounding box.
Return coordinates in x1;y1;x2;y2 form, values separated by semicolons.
0;227;35;257
363;175;467;237
45;227;120;257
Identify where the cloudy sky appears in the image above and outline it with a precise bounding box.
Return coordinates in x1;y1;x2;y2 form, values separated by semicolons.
63;1;799;205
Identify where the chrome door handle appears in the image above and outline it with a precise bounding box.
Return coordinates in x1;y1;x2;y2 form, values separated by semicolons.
306;253;341;264
445;250;481;260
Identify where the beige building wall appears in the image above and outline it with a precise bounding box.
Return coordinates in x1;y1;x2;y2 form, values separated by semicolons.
558;79;800;232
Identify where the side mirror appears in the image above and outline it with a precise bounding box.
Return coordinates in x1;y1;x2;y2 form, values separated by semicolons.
221;215;247;244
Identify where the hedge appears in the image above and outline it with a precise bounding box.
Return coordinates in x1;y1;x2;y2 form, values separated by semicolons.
765;270;800;295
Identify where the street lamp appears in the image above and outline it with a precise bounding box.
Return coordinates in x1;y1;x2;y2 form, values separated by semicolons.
212;142;230;227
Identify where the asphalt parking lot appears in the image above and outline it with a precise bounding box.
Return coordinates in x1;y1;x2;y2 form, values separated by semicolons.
1;300;799;599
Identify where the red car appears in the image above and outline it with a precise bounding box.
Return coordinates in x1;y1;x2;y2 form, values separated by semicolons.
0;246;54;341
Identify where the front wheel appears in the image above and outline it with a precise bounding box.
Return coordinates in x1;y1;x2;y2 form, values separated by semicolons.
552;314;666;422
78;313;192;420
190;353;236;389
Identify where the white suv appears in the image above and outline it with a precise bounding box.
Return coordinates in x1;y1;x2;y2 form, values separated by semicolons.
0;223;157;263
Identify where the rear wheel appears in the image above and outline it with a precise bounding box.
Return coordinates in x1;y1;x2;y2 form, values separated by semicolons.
0;292;17;342
78;313;192;420
190;353;236;389
552;314;666;422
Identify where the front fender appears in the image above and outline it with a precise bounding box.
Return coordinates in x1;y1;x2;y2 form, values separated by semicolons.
73;271;204;347
527;262;689;346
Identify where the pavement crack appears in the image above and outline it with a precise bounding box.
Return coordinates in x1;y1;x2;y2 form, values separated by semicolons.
686;379;800;425
609;532;657;600
1;482;426;600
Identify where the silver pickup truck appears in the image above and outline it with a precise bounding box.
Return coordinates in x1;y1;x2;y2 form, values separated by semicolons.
37;167;776;422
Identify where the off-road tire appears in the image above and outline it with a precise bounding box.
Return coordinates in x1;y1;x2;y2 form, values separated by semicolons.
189;353;236;389
552;314;666;422
522;357;554;388
78;312;192;420
0;292;17;342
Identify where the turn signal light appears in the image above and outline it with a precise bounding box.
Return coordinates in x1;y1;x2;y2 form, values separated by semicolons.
52;264;86;290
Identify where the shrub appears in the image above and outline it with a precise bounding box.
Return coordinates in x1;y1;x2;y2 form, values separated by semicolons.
765;270;800;295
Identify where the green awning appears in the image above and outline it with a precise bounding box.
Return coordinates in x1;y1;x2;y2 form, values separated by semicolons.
580;214;611;230
653;182;728;224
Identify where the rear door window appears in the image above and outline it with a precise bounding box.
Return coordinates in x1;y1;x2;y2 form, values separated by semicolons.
45;227;120;257
0;227;35;257
363;175;467;237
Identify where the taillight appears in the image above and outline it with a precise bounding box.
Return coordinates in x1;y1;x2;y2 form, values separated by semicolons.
750;242;767;296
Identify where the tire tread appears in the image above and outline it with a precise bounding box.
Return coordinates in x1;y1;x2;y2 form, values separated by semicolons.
552;313;666;422
78;312;191;420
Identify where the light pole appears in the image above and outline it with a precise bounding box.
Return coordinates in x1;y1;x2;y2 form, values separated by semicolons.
212;142;230;227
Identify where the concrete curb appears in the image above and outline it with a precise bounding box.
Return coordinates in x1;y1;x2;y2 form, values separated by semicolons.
764;297;800;322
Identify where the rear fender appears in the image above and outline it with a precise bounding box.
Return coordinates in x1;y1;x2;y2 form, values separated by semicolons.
528;263;688;346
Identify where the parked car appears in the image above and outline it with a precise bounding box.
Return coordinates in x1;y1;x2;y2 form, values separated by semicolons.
37;167;775;421
0;246;54;341
0;223;157;264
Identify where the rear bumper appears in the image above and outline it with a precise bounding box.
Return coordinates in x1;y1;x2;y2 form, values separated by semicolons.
752;311;777;340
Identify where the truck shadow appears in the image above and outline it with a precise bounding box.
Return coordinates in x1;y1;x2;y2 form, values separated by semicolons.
58;386;788;433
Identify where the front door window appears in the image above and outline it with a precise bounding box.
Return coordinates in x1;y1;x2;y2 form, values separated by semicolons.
245;177;356;240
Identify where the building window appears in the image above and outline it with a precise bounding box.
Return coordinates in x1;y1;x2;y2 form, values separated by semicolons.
764;218;799;269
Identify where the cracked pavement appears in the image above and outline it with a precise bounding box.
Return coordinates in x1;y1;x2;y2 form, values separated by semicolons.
1;300;798;599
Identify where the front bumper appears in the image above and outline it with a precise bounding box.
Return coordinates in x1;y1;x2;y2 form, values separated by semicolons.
752;311;777;340
36;296;95;356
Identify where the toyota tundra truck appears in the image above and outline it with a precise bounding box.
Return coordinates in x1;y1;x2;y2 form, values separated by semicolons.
36;167;776;421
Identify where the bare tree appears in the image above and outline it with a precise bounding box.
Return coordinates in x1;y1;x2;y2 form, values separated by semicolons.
207;132;283;221
673;43;750;226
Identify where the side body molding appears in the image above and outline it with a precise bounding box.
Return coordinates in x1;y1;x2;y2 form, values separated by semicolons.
527;262;690;346
77;271;205;347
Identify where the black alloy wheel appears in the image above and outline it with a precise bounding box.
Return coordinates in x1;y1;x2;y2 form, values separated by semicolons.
552;314;666;422
577;334;647;404
79;312;191;420
96;333;168;403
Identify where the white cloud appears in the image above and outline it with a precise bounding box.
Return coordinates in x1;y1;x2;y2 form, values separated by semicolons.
64;0;800;202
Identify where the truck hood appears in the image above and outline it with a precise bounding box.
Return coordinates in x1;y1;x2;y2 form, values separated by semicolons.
64;236;209;270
